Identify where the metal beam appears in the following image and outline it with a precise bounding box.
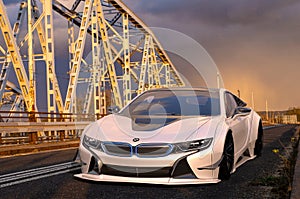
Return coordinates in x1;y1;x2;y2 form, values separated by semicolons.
122;13;131;104
64;0;93;112
0;0;31;109
138;34;150;94
0;1;26;104
0;0;186;119
97;2;122;108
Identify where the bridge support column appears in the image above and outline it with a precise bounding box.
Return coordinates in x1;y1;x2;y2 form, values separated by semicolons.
29;132;38;144
28;110;37;144
59;130;65;142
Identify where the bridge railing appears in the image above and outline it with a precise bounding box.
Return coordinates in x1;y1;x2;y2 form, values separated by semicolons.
0;110;105;122
0;111;104;145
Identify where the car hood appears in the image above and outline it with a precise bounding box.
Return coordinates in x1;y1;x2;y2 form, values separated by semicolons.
84;114;221;145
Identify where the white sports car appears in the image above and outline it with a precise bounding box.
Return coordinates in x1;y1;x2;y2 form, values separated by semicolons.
75;88;263;185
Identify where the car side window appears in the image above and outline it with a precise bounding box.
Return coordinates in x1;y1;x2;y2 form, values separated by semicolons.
225;93;238;118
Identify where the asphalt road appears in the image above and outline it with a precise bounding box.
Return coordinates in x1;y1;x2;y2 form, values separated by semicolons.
0;125;297;199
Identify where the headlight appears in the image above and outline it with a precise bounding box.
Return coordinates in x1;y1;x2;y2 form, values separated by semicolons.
174;138;213;152
83;135;102;150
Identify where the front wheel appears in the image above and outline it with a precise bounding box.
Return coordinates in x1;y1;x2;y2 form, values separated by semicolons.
218;134;234;180
254;121;263;157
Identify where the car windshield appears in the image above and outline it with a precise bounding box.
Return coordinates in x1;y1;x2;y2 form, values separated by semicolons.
119;89;220;117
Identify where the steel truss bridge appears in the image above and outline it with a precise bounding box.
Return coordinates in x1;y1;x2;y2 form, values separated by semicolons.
0;0;184;122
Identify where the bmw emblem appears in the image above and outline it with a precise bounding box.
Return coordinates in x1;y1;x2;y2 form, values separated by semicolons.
133;138;140;142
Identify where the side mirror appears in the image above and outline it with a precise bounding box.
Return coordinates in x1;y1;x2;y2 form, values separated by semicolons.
232;107;251;117
108;106;120;114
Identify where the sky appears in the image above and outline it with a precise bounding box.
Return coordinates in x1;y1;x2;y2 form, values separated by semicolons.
121;0;300;111
2;0;300;111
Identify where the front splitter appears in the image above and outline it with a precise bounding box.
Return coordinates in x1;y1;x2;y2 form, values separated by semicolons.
74;173;220;185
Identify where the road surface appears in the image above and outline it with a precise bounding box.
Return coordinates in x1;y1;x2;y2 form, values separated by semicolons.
0;125;297;199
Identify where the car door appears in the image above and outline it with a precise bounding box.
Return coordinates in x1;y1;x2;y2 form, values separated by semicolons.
225;92;249;154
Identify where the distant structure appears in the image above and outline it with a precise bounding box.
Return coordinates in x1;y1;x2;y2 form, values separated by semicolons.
265;100;269;121
281;115;298;124
0;0;184;120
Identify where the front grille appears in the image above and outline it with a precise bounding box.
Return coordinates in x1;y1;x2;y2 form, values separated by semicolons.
101;142;173;157
101;164;172;177
102;142;132;157
136;144;173;157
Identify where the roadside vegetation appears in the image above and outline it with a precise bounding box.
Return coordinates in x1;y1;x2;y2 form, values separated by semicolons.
250;127;299;198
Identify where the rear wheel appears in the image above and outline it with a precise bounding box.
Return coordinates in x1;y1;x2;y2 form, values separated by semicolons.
218;134;234;180
254;121;263;157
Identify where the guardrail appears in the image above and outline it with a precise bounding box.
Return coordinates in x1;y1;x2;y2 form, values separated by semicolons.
0;110;106;145
0;121;92;145
0;110;104;122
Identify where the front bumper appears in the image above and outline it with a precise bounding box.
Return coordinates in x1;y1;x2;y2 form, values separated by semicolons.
75;142;222;185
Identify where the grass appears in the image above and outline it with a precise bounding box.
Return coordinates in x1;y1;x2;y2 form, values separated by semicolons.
250;129;299;199
251;175;290;198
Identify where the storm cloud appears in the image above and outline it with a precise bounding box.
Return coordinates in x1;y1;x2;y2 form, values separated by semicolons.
3;0;20;5
124;0;300;110
2;0;300;110
126;0;300;26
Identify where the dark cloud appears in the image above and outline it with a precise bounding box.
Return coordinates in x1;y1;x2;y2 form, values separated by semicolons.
3;0;21;6
1;0;300;110
124;0;300;110
126;0;299;26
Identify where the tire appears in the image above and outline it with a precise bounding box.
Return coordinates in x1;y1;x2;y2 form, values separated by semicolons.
254;121;263;157
218;134;234;180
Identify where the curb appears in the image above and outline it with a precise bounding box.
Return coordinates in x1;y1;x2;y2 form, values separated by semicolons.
291;127;300;199
0;140;79;157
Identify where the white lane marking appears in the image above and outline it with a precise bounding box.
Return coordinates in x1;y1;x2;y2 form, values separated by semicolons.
0;167;80;188
0;162;74;178
0;162;80;188
0;162;79;183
